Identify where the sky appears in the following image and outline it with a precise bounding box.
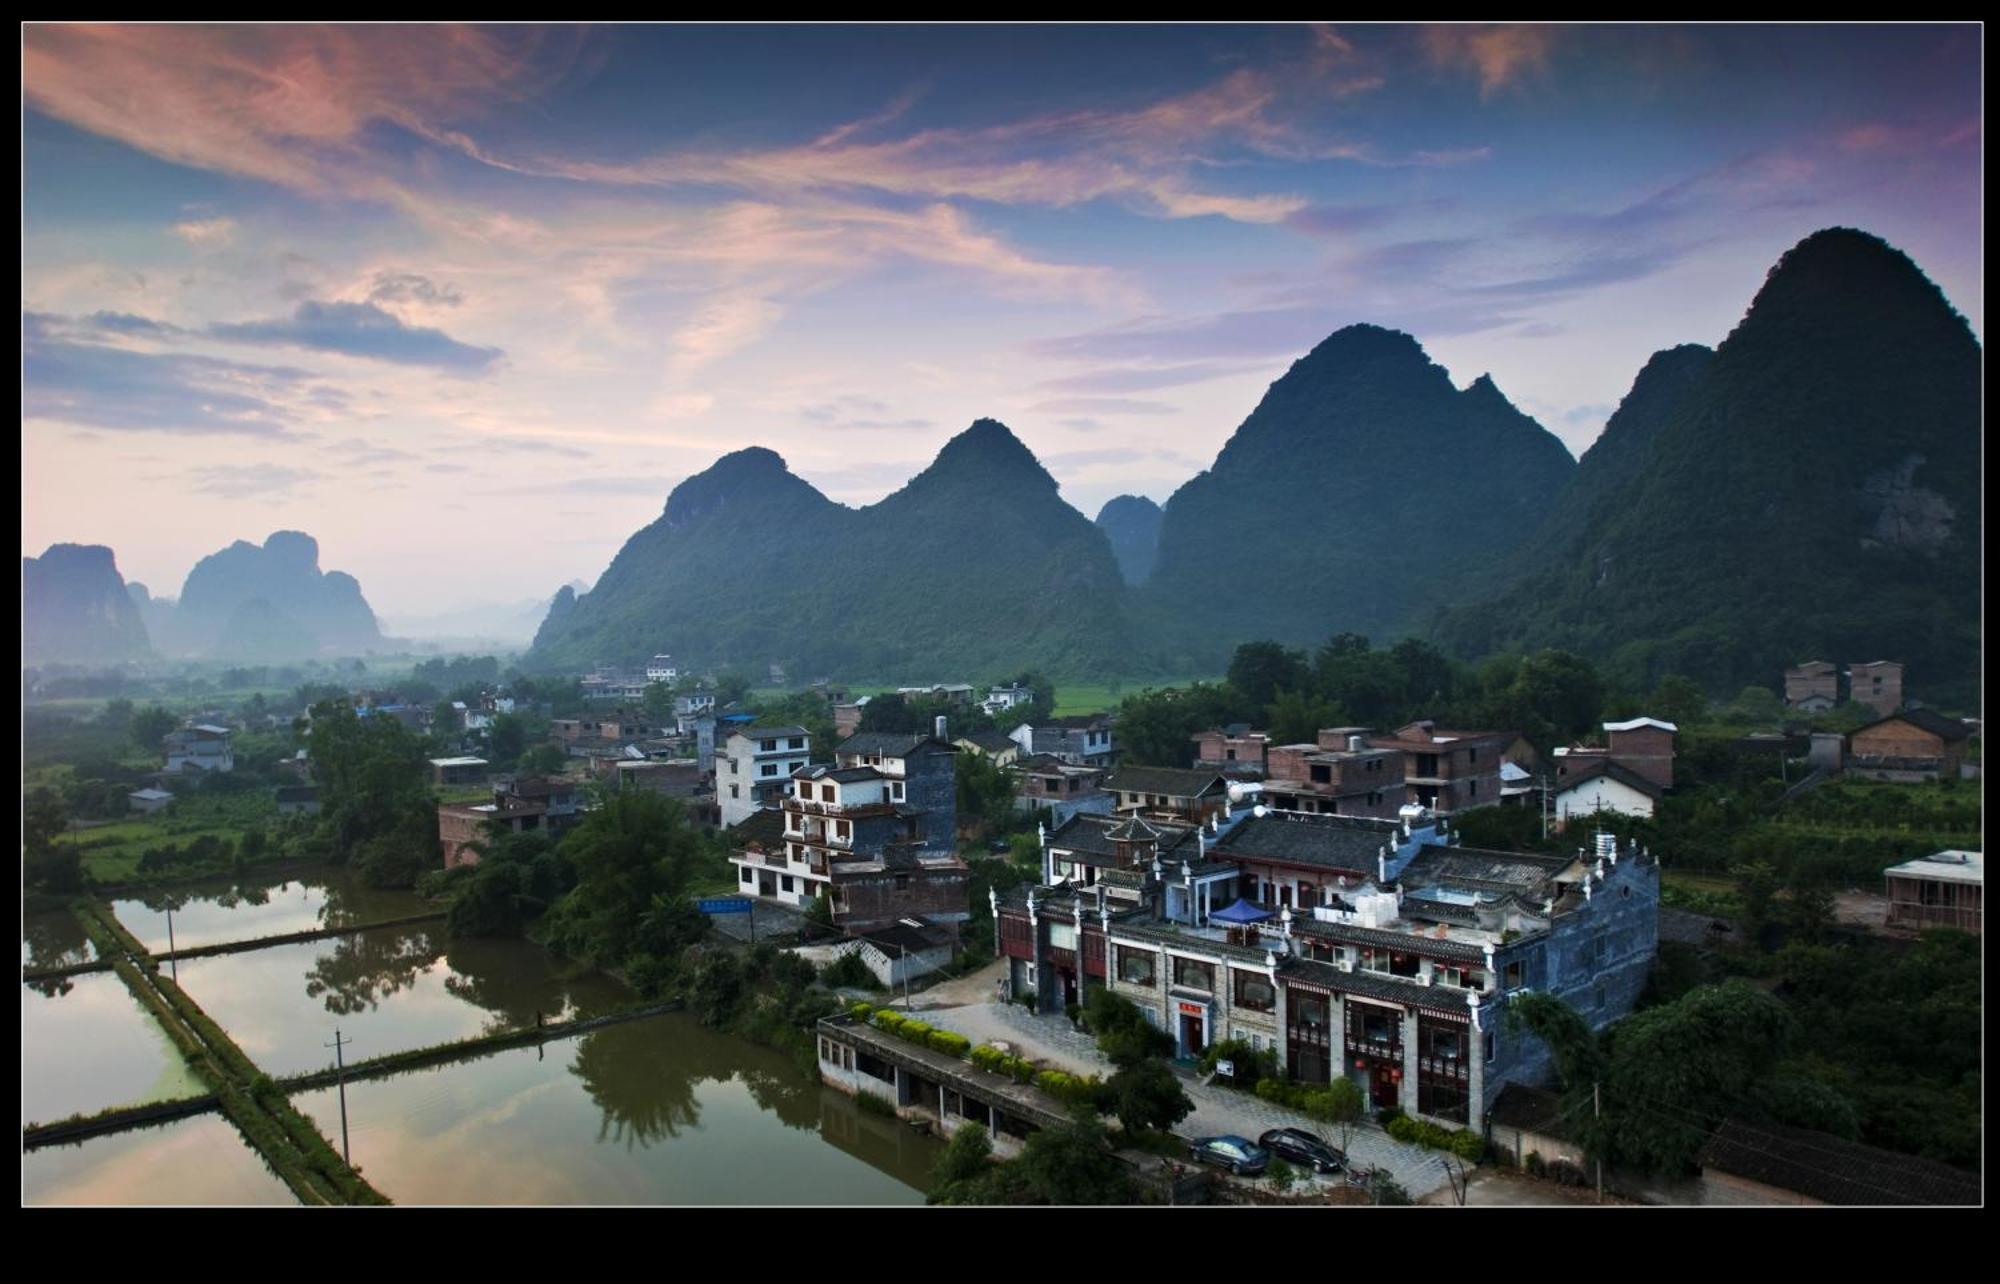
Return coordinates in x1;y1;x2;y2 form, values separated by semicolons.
21;23;1984;622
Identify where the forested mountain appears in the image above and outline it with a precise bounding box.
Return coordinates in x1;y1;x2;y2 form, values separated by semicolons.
529;420;1140;679
23;543;151;664
1433;228;1982;702
1139;324;1577;667
166;530;382;658
1095;495;1164;586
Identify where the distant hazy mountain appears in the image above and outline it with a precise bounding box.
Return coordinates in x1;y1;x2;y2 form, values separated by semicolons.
530;420;1140;679
23;543;151;664
1096;495;1164;586
1433;228;1982;700
1140;324;1577;666
125;581;179;651
384;580;588;643
168;531;382;659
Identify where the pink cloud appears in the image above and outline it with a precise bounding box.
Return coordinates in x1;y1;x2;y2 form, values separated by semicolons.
1422;25;1558;96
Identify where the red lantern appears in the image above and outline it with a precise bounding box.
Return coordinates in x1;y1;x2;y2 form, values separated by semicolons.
1354;1059;1366;1070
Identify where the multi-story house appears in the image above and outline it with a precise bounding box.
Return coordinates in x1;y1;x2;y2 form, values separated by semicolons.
1261;728;1405;819
1784;661;1840;712
1012;754;1112;826
1367;721;1515;815
436;776;581;870
1190;726;1270;775
163;724;234;774
1103;765;1231;824
1552;716;1678;802
717;724;813;827
994;812;1659;1128
1007;714;1115;768
896;683;976;707
1846;660;1905;716
982;684;1036;718
645;654;678;684
728;730;963;928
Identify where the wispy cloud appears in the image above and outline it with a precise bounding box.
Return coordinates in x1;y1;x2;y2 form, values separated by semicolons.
23;311;330;436
1422;25;1559;96
185;463;325;498
172;216;237;246
210;300;503;372
1036;362;1259;394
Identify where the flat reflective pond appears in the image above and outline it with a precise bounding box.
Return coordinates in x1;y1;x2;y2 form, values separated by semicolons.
173;925;627;1078
23;909;96;970
289;1011;940;1204
109;870;432;954
24;1113;296;1206
21;971;205;1127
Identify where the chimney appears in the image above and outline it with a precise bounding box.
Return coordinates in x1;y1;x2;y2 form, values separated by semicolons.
935;715;948;742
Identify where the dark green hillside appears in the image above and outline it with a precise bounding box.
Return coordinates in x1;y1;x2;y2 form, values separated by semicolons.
529;422;1144;681
1434;229;1981;704
1142;325;1577;666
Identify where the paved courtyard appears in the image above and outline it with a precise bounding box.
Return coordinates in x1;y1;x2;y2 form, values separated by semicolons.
918;998;1456;1199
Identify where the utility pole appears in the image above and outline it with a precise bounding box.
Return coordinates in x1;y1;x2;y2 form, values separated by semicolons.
1593;1081;1604;1204
326;1029;353;1165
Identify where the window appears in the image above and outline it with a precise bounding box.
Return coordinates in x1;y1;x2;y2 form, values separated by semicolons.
1310;764;1331;784
1116;946;1156;986
1226;748;1237;761
892;783;904;801
1232;969;1276;1012
1504;960;1527;990
740;866;753;884
761;739;775;752
729;759;739;775
781;875;794;893
1171;957;1214;992
1484;1032;1496;1063
895;874;910;890
729;784;740;799
761;764;777;777
790;737;805;750
821;784;836;803
1470;780;1479;798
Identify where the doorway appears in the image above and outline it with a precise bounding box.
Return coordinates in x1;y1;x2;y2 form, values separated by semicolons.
1060;969;1079;1011
1368;1068;1399;1110
1181;1012;1207;1057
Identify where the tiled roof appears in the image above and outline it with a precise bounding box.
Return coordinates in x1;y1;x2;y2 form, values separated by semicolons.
734;724;810;740
1209;811;1398;874
835;731;955;758
1697;1119;1982;1206
1104;766;1227;798
1105;814;1164;842
1853;708;1972;743
1046;812;1202;863
1554;758;1665;800
1289;915;1489;962
729;808;788;850
1398;844;1573;896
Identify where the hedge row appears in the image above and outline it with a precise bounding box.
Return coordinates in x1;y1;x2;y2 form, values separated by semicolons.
969;1043;1040;1085
1252;1077;1348;1123
863;1006;974;1058
1032;1068;1105;1109
1386;1114;1485;1161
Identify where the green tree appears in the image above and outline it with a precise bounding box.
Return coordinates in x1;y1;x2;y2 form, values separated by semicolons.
931;1120;994;1192
1265;688;1347;746
1322;1075;1365;1153
131;704;178;754
1103;1057;1193;1135
1013;1111;1139;1205
1651;674;1709;728
642;681;676;721
545;791;707;967
1228;641;1310;710
518;743;569;777
956;750;1018;836
486;712;528;770
24;787;82;892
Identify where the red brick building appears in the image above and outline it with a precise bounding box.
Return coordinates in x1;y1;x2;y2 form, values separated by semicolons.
1261;728;1404;818
1367;721;1515;816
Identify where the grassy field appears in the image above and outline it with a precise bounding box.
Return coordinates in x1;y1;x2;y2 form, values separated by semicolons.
63;794;281;883
1052;676;1219;716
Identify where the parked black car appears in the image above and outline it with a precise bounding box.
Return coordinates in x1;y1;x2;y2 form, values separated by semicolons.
1188;1135;1271;1176
1258;1127;1346;1174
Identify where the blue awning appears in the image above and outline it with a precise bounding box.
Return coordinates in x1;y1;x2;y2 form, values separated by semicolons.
1210;898;1274;924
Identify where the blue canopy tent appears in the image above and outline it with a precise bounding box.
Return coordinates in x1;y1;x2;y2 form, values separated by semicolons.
1210;898;1274;925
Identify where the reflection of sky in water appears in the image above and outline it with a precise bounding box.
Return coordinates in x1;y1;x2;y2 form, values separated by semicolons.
22;972;205;1127
110;875;430;954
171;926;605;1078
290;1033;935;1205
24;1113;295;1206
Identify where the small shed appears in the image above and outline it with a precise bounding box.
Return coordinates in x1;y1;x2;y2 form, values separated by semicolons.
430;756;490;786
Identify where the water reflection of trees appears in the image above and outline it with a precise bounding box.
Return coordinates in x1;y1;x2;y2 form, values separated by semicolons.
440;939;566;1037
23;913;92;997
303;927;445;1015
565;1016;822;1151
